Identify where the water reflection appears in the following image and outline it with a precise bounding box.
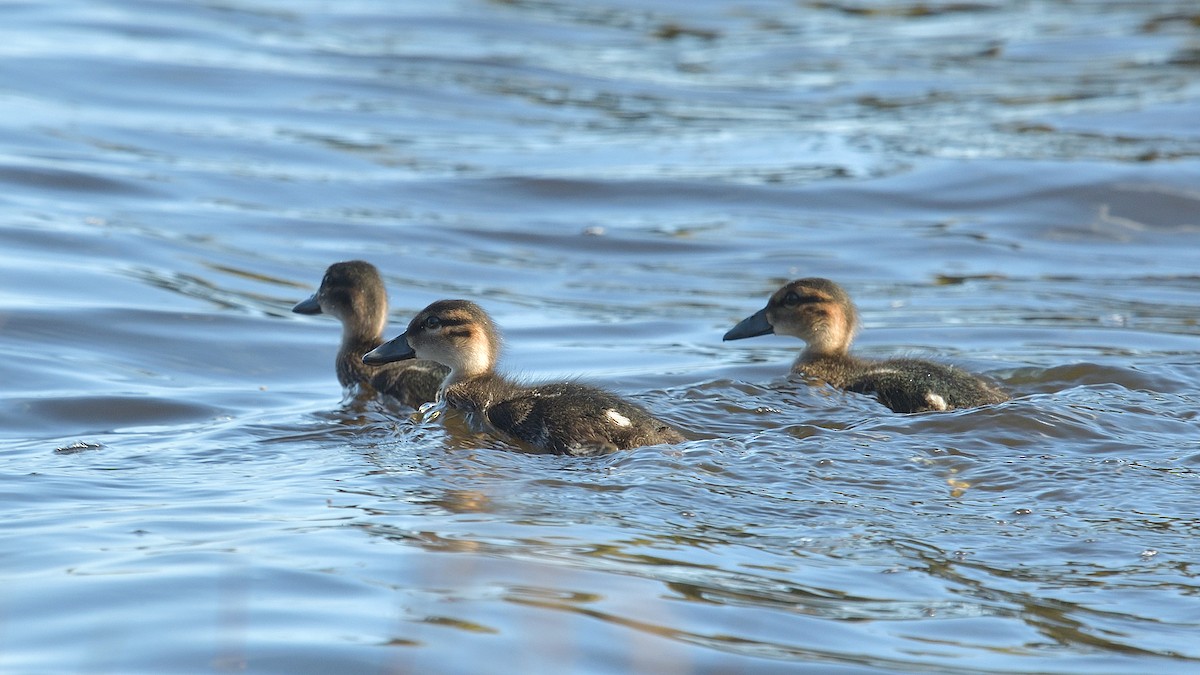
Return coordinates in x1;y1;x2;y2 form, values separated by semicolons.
3;0;1200;672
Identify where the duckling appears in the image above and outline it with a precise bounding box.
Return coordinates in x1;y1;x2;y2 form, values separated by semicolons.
363;299;685;455
293;261;447;408
723;278;1008;413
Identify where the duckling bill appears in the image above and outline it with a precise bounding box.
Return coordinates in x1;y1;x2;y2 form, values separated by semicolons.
293;260;447;408
364;299;685;455
724;278;1008;413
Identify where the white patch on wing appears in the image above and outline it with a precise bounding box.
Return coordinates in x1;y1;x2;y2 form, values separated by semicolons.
925;393;948;411
605;409;632;427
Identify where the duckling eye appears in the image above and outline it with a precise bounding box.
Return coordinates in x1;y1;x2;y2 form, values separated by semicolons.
783;291;821;306
423;315;441;330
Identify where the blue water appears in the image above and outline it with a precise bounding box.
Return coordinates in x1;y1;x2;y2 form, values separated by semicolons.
3;1;1200;673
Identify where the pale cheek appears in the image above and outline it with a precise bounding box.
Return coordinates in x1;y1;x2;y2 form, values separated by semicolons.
830;312;849;336
454;340;492;375
796;319;818;339
411;339;446;362
765;313;790;336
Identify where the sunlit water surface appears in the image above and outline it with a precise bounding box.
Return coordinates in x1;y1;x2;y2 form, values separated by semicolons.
2;1;1199;673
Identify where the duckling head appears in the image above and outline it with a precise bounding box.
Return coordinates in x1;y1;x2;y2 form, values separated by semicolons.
293;261;388;340
724;278;859;357
364;299;500;381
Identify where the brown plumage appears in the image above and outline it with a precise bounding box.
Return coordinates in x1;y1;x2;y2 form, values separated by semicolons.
293;261;446;408
724;278;1008;413
364;299;685;455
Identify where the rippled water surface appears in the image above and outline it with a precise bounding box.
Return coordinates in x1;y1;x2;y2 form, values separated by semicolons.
3;1;1200;673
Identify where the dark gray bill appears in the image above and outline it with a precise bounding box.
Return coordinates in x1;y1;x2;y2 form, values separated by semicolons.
363;333;416;364
292;294;322;315
722;307;774;341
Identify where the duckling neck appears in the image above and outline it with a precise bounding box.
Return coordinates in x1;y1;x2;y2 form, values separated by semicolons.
795;344;861;388
341;313;385;345
799;334;851;362
336;334;383;390
441;359;492;386
436;339;496;389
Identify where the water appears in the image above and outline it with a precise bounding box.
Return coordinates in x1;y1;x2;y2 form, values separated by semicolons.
2;0;1199;672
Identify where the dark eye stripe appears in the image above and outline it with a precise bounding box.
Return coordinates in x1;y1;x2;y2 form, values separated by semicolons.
422;314;472;329
784;292;826;306
446;329;472;339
